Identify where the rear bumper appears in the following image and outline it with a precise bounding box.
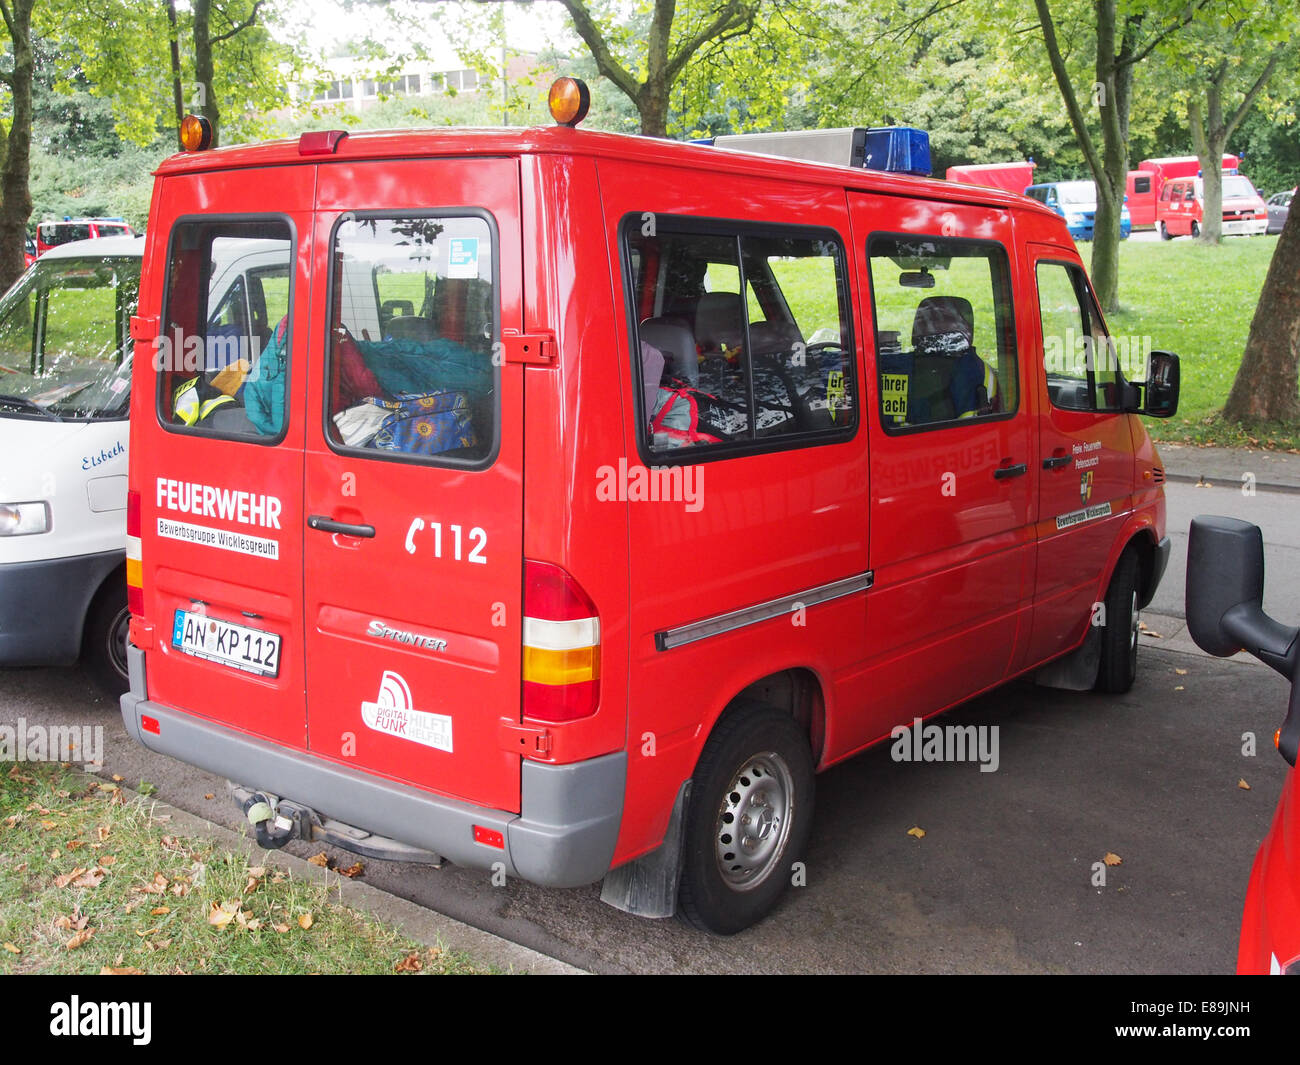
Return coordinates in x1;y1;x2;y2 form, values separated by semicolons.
119;644;625;887
0;550;121;666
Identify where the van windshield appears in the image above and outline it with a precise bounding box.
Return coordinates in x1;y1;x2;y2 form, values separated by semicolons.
0;254;139;421
1222;176;1258;199
1056;181;1096;205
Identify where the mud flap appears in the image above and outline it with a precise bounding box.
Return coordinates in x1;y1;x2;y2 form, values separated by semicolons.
1034;623;1102;691
600;781;691;918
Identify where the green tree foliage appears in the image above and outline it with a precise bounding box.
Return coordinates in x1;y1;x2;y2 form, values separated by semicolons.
54;0;301;147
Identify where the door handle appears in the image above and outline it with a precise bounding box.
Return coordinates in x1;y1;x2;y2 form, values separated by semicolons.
307;515;376;538
1043;454;1073;470
993;462;1028;480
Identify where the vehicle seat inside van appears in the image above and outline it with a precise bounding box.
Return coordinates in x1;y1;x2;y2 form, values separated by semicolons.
907;295;998;422
640;316;698;387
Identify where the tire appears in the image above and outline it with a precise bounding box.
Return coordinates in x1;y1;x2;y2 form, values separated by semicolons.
1191;221;1201;239
83;582;130;697
1158;222;1171;241
678;703;814;935
1094;549;1140;694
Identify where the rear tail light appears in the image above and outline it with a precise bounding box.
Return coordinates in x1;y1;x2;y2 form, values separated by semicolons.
126;489;143;616
522;560;600;722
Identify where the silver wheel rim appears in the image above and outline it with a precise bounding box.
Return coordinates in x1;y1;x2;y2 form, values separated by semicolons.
714;752;795;892
1129;590;1140;654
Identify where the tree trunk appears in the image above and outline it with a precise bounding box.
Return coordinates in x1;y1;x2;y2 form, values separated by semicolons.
1189;91;1224;244
1222;204;1300;423
0;0;35;293
192;0;220;146
167;0;186;150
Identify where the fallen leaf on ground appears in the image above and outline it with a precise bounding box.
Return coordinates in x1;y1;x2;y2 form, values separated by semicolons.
297;913;314;930
207;901;239;930
54;867;87;889
150;906;170;916
65;928;94;950
1238;779;1251;790
394;952;422;972
2;943;19;954
204;793;214;800
307;853;330;868
100;966;144;975
1175;668;1188;676
1103;852;1122;867
907;826;926;839
338;861;364;879
111;774;123;783
72;868;106;889
272;923;290;934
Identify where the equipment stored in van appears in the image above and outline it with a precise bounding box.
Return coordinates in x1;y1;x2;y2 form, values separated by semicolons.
121;91;1177;933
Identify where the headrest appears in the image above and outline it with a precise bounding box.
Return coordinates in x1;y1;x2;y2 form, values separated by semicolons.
695;292;745;354
912;296;974;355
640;316;698;387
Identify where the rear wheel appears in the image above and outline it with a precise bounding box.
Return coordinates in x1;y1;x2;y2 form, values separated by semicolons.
1095;549;1140;694
1191;220;1201;239
678;703;814;935
83;582;130;697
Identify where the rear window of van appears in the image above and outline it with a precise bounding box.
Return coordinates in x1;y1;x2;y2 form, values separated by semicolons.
158;217;293;441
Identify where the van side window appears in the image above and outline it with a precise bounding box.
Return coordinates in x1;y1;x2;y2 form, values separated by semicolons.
625;220;856;455
1134;176;1151;195
866;236;1017;430
325;214;496;466
1036;261;1122;412
159;218;293;440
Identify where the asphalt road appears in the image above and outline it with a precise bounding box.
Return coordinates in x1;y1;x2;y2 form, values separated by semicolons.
2;478;1294;974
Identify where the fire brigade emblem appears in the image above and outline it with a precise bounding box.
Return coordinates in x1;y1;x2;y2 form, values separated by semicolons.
1080;470;1094;504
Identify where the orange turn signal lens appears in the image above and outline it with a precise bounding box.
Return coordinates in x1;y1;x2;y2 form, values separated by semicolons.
180;114;213;152
548;77;590;127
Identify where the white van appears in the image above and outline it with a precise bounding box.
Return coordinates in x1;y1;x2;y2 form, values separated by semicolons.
0;234;290;692
0;236;142;691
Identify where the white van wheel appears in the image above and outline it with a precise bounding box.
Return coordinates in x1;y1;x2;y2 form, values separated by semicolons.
678;703;814;934
84;586;130;697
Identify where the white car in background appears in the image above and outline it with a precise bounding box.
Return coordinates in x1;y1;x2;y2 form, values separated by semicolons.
0;233;285;692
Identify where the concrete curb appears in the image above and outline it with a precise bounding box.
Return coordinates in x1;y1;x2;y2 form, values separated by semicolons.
127;793;586;975
1139;610;1257;667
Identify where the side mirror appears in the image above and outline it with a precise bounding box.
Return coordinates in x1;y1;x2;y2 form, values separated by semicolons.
1140;349;1179;417
1186;516;1300;764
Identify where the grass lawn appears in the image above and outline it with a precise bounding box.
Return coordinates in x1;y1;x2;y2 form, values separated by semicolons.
1103;234;1298;450
0;762;492;975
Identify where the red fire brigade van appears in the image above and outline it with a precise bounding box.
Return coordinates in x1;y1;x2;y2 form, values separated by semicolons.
121;86;1178;934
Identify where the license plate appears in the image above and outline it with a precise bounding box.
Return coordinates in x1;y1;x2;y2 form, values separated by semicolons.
172;609;281;677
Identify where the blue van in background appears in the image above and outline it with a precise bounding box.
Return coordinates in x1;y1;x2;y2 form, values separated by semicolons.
1024;180;1131;240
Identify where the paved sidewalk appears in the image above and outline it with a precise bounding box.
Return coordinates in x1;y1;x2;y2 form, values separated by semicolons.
1141;609;1257;666
1156;441;1300;492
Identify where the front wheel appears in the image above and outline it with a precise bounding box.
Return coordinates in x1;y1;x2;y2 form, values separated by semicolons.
1095;549;1140;694
678;704;814;934
1158;221;1171;241
83;584;130;697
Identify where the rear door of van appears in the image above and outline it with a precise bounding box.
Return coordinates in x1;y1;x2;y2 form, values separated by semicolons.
139;167;312;746
301;157;525;813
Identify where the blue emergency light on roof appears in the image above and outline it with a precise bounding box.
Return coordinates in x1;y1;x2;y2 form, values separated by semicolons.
863;127;931;177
